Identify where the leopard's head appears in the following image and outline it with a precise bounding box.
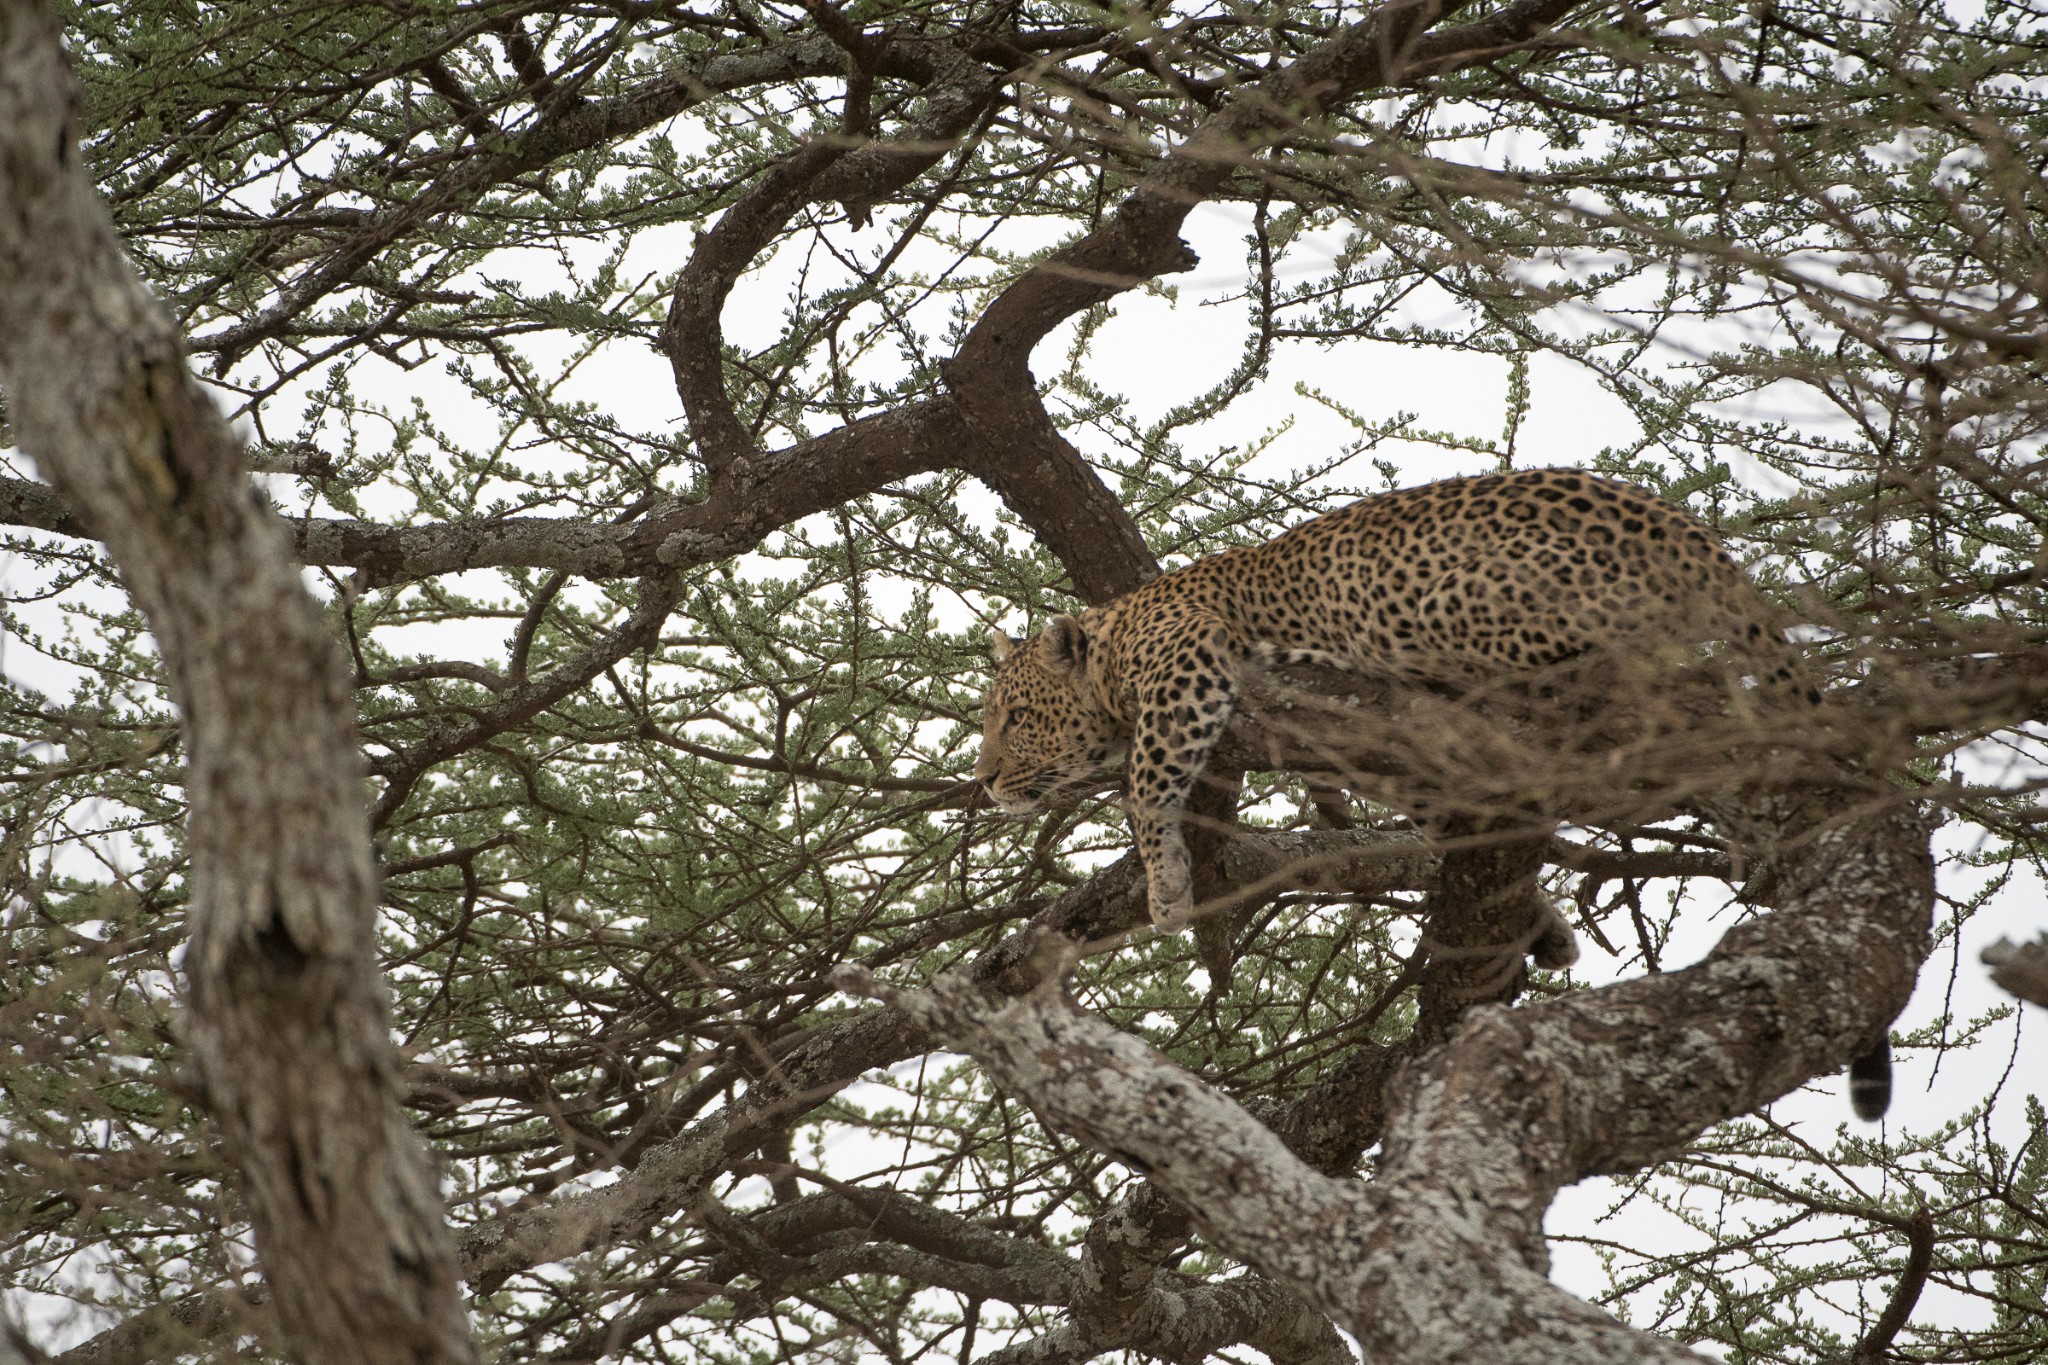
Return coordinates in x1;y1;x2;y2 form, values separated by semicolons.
973;615;1125;813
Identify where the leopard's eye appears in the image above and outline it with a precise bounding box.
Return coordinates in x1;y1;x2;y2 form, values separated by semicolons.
1003;706;1030;732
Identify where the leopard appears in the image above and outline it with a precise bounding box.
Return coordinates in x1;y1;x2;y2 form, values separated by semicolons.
970;466;1902;1113
975;465;1808;914
971;467;1901;1109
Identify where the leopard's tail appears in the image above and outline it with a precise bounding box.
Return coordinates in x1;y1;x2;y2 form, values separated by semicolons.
1849;1038;1891;1121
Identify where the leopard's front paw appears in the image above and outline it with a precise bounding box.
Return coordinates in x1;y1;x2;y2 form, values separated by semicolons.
1149;891;1193;932
1146;857;1194;932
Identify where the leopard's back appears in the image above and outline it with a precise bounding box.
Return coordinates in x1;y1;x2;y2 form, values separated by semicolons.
1145;468;1782;685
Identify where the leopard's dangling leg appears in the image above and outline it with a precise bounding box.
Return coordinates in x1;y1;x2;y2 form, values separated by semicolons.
1411;808;1578;1040
1124;618;1244;930
1528;890;1580;970
1130;809;1196;931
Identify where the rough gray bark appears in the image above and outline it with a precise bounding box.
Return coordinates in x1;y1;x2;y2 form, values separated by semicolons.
0;6;477;1364
974;1271;1351;1365
855;785;1932;1365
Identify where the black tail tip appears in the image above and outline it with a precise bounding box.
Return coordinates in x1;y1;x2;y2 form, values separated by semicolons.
1848;1039;1891;1121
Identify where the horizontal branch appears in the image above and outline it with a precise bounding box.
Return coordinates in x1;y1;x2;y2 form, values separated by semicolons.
0;397;977;582
976;1271;1350;1365
52;1288;258;1365
0;471;82;536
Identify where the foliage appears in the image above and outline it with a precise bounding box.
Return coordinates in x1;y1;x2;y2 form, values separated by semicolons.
3;1;2045;1361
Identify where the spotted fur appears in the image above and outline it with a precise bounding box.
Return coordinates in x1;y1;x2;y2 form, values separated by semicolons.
974;468;1800;931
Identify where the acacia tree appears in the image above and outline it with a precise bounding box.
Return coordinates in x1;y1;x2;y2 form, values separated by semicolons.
1;1;2044;1363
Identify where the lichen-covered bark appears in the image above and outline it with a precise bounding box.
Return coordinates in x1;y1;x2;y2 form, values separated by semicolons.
863;785;1932;1364
0;6;476;1362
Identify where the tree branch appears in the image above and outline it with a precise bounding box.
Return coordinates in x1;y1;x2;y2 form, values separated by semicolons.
368;572;685;825
0;6;476;1362
856;784;1932;1364
0;397;984;581
662;139;853;471
0;472;83;537
939;0;1591;604
1056;814;1555;1356
1849;1208;1935;1365
979;1271;1350;1365
660;41;1002;473
52;1288;259;1365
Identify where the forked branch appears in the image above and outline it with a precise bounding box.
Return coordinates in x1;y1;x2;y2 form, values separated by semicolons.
855;786;1932;1365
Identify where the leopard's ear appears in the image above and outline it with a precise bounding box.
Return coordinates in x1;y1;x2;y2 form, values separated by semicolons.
990;632;1019;664
1041;615;1087;677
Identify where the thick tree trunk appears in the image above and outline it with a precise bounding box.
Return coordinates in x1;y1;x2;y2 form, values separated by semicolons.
0;6;477;1363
